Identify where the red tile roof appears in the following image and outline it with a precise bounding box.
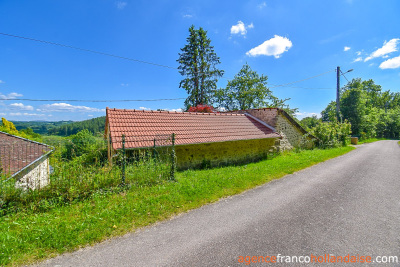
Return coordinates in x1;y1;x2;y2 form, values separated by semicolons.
106;108;281;150
0;132;52;177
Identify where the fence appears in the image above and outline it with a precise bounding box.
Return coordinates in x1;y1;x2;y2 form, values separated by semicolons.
112;133;176;185
0;133;176;216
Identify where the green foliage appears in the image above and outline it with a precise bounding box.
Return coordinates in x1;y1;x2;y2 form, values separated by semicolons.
340;87;367;135
321;78;400;140
12;120;73;135
47;116;105;136
0;134;173;217
212;63;295;114
309;121;352;148
0;118;42;142
177;25;224;109
63;130;98;160
213;63;273;110
300;115;321;131
321;101;337;122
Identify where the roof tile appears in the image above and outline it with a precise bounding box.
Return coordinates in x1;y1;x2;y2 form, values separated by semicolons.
106;108;280;150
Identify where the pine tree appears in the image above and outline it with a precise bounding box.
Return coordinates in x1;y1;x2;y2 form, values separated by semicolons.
177;25;224;109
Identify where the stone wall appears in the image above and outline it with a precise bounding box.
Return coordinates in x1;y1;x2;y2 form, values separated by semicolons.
175;137;278;170
233;108;314;150
15;157;50;190
275;113;303;149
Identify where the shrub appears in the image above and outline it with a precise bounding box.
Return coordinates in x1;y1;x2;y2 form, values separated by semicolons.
188;104;215;113
309;121;351;148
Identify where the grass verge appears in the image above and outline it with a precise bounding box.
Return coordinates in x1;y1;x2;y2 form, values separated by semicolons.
357;138;388;144
0;146;354;266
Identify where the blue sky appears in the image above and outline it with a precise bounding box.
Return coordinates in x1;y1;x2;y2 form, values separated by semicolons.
0;0;399;121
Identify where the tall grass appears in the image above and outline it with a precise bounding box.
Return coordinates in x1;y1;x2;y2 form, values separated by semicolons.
0;145;172;216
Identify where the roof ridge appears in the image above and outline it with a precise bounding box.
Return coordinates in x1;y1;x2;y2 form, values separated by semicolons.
107;108;246;116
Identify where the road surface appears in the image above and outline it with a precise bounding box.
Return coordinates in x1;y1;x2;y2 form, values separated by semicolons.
39;140;400;266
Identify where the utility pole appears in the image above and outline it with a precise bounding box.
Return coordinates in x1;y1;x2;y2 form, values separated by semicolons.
336;66;340;122
336;67;353;122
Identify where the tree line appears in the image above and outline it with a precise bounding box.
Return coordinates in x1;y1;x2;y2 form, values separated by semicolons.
301;78;400;141
47;116;106;136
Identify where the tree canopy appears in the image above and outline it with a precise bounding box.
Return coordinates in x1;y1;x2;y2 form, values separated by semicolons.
177;25;224;110
314;78;400;139
212;63;294;114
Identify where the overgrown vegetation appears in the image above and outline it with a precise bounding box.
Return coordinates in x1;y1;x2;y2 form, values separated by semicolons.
301;78;400;142
0;130;174;217
0;146;354;266
309;121;352;148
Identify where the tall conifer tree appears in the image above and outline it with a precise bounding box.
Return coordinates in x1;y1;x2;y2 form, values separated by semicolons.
177;25;224;109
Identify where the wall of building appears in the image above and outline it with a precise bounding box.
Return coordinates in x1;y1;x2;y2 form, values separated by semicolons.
15;157;50;190
175;138;278;170
243;108;314;150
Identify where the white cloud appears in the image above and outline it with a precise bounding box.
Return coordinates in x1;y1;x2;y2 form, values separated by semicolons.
230;21;254;37
88;115;93;117
258;2;267;9
121;83;129;87
9;103;34;111
139;107;151;110
168;108;183;112
231;21;246;36
364;38;400;62
295;112;321;120
183;14;193;18
0;112;6;116
246;35;292;58
369;63;375;67
356;51;362;56
116;1;127;9
0;92;23;100
379;55;400;69
38;103;105;113
344;46;351;51
0;80;4;84
352;57;363;62
9;112;45;117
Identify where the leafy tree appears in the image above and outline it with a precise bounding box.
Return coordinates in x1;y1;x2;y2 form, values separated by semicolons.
213;63;293;113
321;77;400;140
63;129;97;159
177;25;224;110
340;87;367;136
300;115;321;130
321;101;337;122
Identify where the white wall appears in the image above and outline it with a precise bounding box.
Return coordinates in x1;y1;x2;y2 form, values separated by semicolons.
15;158;50;190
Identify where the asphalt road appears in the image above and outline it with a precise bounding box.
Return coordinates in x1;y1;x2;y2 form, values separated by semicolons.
39;141;400;266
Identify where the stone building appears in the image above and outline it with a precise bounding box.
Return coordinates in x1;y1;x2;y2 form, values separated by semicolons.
0;131;53;190
231;108;315;150
105;108;281;170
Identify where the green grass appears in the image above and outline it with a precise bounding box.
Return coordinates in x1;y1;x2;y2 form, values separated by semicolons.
0;146;354;266
357;138;388;145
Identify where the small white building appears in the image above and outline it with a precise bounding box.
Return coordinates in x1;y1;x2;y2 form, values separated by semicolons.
0;131;53;190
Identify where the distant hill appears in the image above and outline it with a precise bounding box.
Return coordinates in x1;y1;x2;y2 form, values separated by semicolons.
12;120;73;135
47;116;106;136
